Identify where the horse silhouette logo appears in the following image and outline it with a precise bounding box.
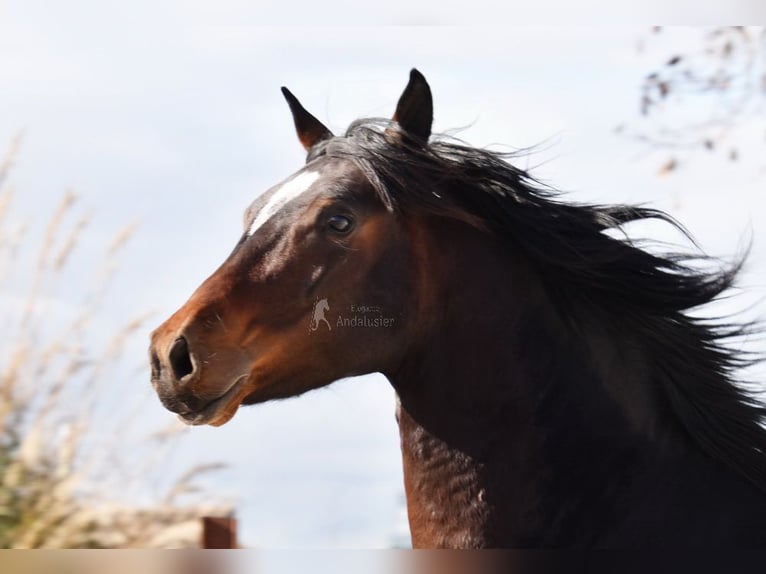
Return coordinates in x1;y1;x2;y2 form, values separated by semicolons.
309;298;332;332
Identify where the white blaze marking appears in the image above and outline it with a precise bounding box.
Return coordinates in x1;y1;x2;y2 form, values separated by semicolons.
247;170;320;237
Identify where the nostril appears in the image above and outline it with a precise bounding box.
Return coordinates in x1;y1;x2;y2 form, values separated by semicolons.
169;336;195;382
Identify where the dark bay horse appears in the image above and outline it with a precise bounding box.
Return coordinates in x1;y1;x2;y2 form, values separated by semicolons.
150;69;766;547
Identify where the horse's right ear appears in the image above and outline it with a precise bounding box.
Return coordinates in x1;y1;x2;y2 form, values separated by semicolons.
392;69;433;142
281;87;334;152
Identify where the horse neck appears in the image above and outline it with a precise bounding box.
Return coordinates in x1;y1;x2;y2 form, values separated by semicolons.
386;218;699;547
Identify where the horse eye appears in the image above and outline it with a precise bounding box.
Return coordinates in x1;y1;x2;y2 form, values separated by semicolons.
327;214;353;233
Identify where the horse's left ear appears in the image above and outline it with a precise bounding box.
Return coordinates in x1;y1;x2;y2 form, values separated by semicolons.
281;87;334;152
392;69;433;142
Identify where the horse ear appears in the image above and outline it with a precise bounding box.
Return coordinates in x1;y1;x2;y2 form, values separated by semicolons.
392;69;433;142
281;87;334;152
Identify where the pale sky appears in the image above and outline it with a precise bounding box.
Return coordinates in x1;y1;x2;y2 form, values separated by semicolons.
1;16;765;548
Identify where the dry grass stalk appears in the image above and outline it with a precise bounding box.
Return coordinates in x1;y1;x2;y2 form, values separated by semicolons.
0;140;231;548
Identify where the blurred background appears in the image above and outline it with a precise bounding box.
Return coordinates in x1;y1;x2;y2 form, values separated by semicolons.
0;10;764;548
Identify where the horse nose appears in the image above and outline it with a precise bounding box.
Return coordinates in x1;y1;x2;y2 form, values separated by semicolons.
151;332;198;386
168;336;196;382
150;331;211;413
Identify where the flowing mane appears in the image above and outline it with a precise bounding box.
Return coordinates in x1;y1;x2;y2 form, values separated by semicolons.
319;119;766;490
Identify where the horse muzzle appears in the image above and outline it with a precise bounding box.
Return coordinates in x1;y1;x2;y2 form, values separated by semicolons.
149;316;252;426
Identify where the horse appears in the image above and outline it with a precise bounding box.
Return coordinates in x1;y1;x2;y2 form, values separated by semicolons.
149;69;766;548
309;298;332;332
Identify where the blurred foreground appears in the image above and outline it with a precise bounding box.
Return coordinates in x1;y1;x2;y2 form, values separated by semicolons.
0;139;230;547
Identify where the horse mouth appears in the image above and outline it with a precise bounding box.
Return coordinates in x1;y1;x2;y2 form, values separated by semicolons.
177;375;247;427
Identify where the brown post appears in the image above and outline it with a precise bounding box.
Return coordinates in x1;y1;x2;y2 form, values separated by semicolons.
201;516;238;548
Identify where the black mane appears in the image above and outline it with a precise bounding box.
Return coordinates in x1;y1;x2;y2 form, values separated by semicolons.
320;119;766;490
